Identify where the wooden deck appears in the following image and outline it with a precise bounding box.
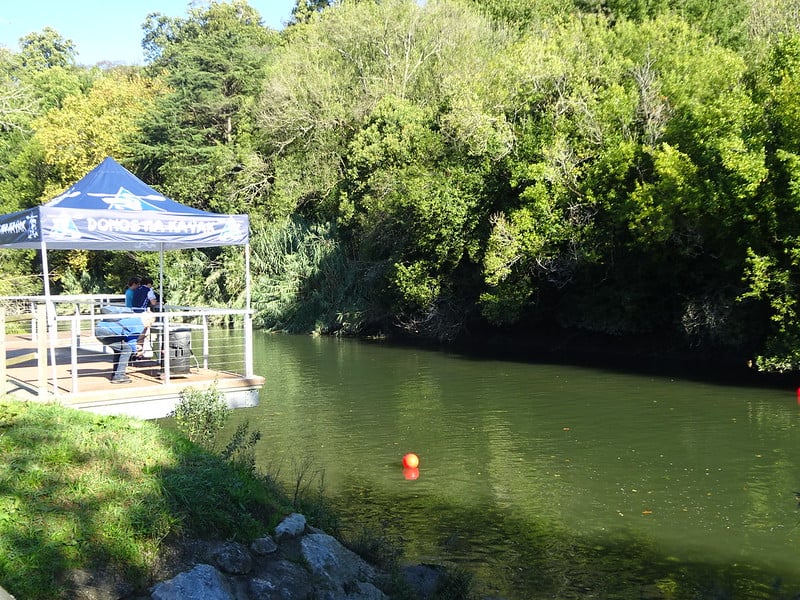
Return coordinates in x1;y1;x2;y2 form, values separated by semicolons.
3;329;264;419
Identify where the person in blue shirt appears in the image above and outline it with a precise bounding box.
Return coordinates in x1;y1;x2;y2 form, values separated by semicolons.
131;276;159;311
124;276;141;308
95;313;154;384
130;276;160;357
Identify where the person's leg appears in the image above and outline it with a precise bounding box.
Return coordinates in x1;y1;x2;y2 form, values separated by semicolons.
96;325;131;383
112;339;134;381
97;333;126;381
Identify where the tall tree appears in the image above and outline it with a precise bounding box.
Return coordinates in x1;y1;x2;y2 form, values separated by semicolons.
290;0;338;24
256;0;511;336
31;71;162;196
459;0;575;28
738;35;800;371
137;0;277;213
14;70;163;286
0;41;90;214
131;1;278;306
18;27;76;71
479;13;765;349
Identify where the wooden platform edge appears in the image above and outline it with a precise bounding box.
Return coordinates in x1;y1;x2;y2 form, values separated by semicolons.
4;375;265;420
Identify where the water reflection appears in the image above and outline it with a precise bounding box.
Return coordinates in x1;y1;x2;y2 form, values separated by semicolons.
221;332;800;599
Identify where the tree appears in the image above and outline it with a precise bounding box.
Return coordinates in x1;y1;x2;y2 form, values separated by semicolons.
0;75;37;133
137;0;277;213
18;27;76;71
31;71;162;196
5;71;162;289
255;0;511;336
459;0;575;28
0;49;88;216
477;13;766;350
747;0;800;43
131;1;278;306
738;36;800;371
290;0;338;25
568;0;752;49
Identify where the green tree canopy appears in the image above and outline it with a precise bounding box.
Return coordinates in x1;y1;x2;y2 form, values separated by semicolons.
18;27;76;71
136;0;277;214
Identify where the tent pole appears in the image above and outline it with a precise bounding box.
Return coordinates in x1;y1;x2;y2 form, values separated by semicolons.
40;241;58;396
244;242;253;376
159;243;164;308
40;240;51;300
245;242;251;312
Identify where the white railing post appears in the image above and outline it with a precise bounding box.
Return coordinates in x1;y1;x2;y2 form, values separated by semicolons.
162;316;171;384
36;304;47;397
244;310;254;377
0;308;5;390
70;314;79;393
202;314;209;370
29;299;37;337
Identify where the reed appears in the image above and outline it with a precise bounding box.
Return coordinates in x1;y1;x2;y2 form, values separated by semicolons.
249;217;377;334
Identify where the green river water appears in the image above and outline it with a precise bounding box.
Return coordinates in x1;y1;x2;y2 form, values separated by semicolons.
224;332;800;599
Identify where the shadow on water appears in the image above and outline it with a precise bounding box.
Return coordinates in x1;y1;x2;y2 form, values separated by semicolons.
241;330;800;600
385;325;800;393
331;483;800;600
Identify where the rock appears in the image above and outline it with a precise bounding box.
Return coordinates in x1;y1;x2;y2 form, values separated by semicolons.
300;533;380;593
345;581;387;599
247;560;315;599
274;513;307;541
150;564;234;600
67;512;444;600
250;536;278;556
210;541;253;575
0;586;16;600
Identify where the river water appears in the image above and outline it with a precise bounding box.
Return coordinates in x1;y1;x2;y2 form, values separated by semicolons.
224;332;800;599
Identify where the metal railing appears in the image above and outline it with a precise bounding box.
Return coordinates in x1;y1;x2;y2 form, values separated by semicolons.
1;295;256;397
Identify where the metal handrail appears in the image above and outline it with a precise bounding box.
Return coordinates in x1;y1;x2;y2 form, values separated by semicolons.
2;294;256;397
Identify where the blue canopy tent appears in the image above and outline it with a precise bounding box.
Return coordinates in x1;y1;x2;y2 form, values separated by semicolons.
0;157;252;384
0;156;250;301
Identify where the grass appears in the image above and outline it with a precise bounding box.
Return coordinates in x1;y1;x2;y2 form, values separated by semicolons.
0;397;477;600
0;399;286;600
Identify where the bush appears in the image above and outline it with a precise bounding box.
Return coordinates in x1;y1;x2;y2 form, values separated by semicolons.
170;382;230;450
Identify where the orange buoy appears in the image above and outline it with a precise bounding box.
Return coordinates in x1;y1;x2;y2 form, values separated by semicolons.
402;453;420;469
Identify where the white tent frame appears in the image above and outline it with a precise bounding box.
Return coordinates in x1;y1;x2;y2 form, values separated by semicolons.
0;158;254;393
36;239;253;392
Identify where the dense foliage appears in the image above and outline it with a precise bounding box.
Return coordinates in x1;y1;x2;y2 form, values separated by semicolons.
2;0;800;371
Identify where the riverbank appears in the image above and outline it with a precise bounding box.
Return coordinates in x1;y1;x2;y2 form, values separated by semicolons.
0;398;283;599
0;399;465;600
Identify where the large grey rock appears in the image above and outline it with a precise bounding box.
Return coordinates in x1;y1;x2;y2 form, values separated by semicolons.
210;541;253;575
247;559;315;599
62;512;397;600
340;581;387;599
300;533;380;592
250;536;278;556
274;513;307;541
316;581;388;600
150;564;234;600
